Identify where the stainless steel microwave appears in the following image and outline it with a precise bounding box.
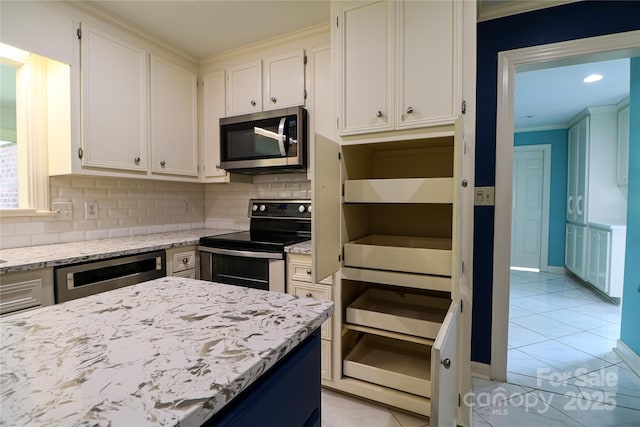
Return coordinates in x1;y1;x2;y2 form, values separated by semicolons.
219;106;307;174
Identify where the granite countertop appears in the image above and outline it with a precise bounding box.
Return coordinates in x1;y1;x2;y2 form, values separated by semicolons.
285;239;312;255
0;228;239;274
0;276;333;426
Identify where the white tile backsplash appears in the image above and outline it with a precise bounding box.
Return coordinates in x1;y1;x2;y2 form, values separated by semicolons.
0;173;311;249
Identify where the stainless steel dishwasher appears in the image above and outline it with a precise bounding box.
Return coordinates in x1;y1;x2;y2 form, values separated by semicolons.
54;251;166;303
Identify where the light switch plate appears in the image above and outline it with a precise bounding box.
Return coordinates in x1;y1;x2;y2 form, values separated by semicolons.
85;201;98;219
474;186;495;206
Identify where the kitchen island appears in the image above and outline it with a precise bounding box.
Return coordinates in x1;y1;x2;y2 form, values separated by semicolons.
0;276;333;426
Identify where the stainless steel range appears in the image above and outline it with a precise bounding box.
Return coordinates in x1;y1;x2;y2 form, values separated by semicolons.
199;199;311;292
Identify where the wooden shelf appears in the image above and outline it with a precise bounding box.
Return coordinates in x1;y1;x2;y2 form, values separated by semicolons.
344;234;452;276
347;289;449;339
344;178;454;204
343;334;431;398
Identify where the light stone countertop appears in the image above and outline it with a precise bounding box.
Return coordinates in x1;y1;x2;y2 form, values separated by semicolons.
0;276;333;427
285;239;312;255
0;228;239;274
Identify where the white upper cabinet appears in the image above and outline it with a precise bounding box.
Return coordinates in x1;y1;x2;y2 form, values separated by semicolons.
396;0;456;129
150;55;198;177
202;70;228;179
336;0;460;136
339;1;393;134
263;50;305;111
226;61;262;116
566;116;588;224
81;25;148;172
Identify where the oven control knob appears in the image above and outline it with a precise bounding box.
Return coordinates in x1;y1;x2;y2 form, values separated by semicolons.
252;204;258;212
298;205;306;213
307;205;312;213
259;205;266;212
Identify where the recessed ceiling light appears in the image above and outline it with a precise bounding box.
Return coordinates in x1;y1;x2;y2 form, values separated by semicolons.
583;74;604;83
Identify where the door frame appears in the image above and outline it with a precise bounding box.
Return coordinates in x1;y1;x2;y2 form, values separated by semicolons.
512;144;551;271
491;30;640;381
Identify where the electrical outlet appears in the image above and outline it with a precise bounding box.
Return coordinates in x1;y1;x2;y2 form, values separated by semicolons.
51;202;73;220
85;201;98;219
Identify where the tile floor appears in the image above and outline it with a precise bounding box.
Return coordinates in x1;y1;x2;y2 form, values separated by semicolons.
320;270;640;426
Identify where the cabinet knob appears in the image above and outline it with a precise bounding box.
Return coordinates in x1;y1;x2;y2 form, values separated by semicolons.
406;106;414;114
441;358;451;369
376;110;383;118
306;269;312;275
271;97;277;104
305;292;313;298
182;258;189;264
160;160;166;167
134;157;141;165
461;179;468;188
250;100;256;107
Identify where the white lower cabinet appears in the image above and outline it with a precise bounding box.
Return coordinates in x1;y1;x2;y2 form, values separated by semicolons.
166;246;197;279
0;268;54;316
286;253;333;381
565;222;587;280
585;224;626;299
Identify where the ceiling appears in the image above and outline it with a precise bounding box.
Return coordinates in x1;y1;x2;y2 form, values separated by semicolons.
515;58;630;131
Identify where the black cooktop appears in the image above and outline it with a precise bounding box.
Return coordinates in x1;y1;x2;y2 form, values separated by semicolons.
199;231;310;253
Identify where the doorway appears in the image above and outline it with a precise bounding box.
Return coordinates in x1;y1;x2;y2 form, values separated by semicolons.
491;30;640;381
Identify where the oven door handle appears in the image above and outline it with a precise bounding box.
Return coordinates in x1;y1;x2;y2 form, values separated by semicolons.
198;246;284;260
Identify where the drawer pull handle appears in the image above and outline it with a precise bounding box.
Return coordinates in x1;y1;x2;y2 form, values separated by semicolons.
306;270;312;275
441;358;451;369
305;292;313;298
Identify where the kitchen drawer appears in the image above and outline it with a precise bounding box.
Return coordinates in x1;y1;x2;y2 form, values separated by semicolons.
321;339;332;381
0;268;54;316
290;281;332;340
346;288;450;339
172;250;196;273
290;260;313;283
343;334;431;398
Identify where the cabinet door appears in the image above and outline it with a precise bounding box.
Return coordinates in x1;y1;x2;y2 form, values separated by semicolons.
81;26;148;172
587;228;599;285
263;50;305;111
226;61;262;116
575;117;589;224
338;1;393;134
567;126;578;222
202;70;227;178
565;223;575;272
574;224;586;279
617;105;630;186
431;302;459;427
150;55;198;176
596;230;611;292
312;134;341;283
395;0;456;129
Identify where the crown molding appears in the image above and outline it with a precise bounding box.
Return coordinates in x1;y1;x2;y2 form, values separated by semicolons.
478;0;578;22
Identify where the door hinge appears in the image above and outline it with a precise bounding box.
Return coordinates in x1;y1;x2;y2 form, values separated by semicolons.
76;27;82;40
461;260;464;274
336;117;339;129
304;55;308;66
458;393;461;407
461;100;467;115
336;16;339;27
338;253;342;262
342;183;345;197
304;89;307;99
460;299;463;313
338;152;341;160
78;147;83;159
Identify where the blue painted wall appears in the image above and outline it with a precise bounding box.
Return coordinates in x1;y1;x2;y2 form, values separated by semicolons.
473;1;640;364
621;58;640;356
514;130;568;267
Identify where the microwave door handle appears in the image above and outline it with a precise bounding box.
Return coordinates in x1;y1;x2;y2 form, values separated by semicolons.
277;117;287;156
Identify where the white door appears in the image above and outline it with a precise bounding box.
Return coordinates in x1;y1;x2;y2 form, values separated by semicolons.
511;148;545;269
431;302;459;427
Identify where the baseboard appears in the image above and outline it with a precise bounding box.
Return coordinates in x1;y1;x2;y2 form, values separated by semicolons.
544;265;567;274
471;361;491;380
614;339;640;377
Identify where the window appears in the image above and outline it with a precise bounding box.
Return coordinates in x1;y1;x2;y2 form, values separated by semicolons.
0;43;70;216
